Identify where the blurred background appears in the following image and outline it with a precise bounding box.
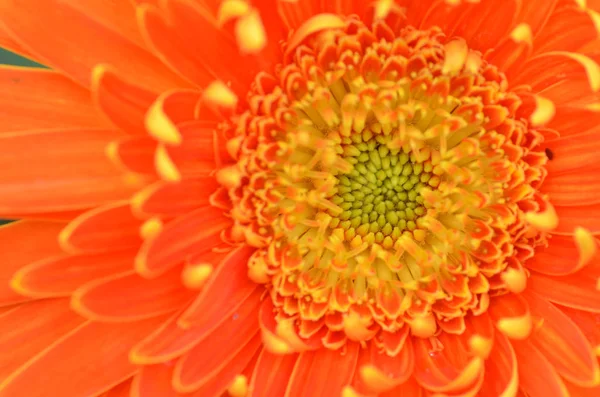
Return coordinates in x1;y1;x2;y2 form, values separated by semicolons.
0;47;44;226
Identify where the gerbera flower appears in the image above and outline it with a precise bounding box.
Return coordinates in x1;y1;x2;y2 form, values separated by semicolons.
1;0;600;395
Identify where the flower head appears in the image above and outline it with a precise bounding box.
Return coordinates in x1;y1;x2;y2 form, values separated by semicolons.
1;0;600;396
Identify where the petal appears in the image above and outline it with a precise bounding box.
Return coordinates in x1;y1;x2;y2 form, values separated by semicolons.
545;129;600;175
132;177;219;218
0;23;35;59
533;5;598;54
488;293;533;340
91;65;158;135
0;0;187;90
59;202;144;253
178;244;258;325
478;332;518;397
558;305;600;356
379;376;423;397
514;0;558;37
527;264;600;313
0;129;146;214
139;0;261;93
541;167;600;206
0;221;64;306
484;24;533;76
285;342;360;397
249;350;298;397
172;292;261;392
413;333;484;394
0;299;85;380
547;105;600;137
0;316;168;397
107;135;158;176
357;337;414;395
135;206;232;277
554;203;600;234
511;340;570;397
0;66;109;132
525;233;600;276
131;364;179;397
100;378;133;397
182;334;262;397
522;290;600;387
130;287;262;364
11;249;136;298
71;265;194;322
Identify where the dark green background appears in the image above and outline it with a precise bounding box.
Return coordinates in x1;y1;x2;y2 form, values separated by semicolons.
1;48;43;226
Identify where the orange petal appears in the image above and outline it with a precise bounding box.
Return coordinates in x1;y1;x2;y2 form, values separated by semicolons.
249;349;298;397
140;0;261;94
0;221;64;306
277;0;322;30
448;0;520;52
0;299;85;380
528;265;600;312
172;294;261;392
484;23;532;75
541;167;600;206
71;265;194;322
526;233;600;276
358;336;414;394
559;305;600;355
420;2;469;36
545;129;600;175
488;293;533;340
11;249;136;298
0;129;145;214
131;364;179;397
553;203;600;234
379;376;423;397
92;65;158;135
178;334;262;396
566;382;600;397
132;177;219;218
0;24;36;60
99;378;133;397
511;340;570;397
478;332;518;397
60;202;144;253
413;332;484;394
0;66;110;132
513;0;558;37
108;135;158;176
0;316;168;397
547;105;600;137
135;206;232;277
178;244;258;326
285;342;360;397
533;5;598;54
522;290;600;386
131;287;262;364
0;0;187;90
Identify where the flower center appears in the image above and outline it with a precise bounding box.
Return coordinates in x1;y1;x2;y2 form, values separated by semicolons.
212;15;551;351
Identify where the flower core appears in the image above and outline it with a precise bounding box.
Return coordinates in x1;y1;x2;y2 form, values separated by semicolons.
214;15;551;350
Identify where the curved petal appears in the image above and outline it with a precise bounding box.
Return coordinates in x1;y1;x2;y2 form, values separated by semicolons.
71;266;194;322
558;305;600;357
0;221;64;306
59;202;145;253
172;294;261;392
131;364;179;397
514;0;558;37
11;250;136;298
99;378;133;397
488;293;533;340
135;206;232;277
511;340;570;397
0;129;145;214
528;264;600;313
0;299;85;380
522;290;600;387
545;129;600;175
541;167;600;206
479;332;518;397
249;349;298;397
130;287;262;365
107;135;158;176
379;376;423;397
0;316;168;397
0;0;187;90
132;177;219;218
525;233;600;276
177;244;257;326
553;203;600;234
0;66;110;132
533;5;598;54
91;65;158;136
285;342;360;397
